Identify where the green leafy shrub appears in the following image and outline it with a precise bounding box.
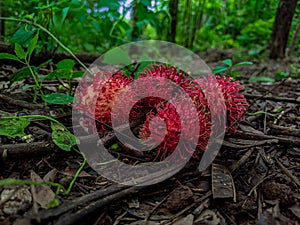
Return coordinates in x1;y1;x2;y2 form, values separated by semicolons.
237;18;274;47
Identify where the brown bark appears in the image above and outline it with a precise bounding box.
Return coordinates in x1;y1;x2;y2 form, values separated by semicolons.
189;0;206;48
182;0;191;47
288;17;300;56
269;0;297;59
168;0;179;43
131;3;138;42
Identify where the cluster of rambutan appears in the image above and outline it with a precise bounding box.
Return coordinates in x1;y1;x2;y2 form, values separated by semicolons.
74;64;248;160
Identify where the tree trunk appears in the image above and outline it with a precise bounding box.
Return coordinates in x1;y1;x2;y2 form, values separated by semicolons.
131;3;139;42
168;0;179;43
182;0;191;47
269;0;297;59
189;0;206;48
288;18;300;56
0;1;5;40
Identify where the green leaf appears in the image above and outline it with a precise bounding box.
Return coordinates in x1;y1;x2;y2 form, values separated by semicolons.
53;7;69;29
0;53;23;63
103;47;131;66
136;3;148;21
45;69;83;80
97;0;120;10
14;43;26;60
69;6;86;23
134;61;153;79
41;93;74;104
110;143;120;151
27;33;39;60
44;70;71;80
11;26;37;46
249;76;275;83
42;71;57;80
274;69;289;80
51;122;79;151
48;198;60;208
213;66;228;74
9;67;33;86
140;0;152;7
56;59;75;70
72;71;84;78
22;84;36;90
234;61;253;67
232;71;240;78
222;59;232;67
39;59;52;68
0;117;30;138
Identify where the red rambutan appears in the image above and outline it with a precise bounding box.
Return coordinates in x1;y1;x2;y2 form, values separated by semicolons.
74;71;134;132
139;66;248;160
75;64;248;161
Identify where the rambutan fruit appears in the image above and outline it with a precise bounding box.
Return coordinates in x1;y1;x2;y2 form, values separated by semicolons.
139;65;248;160
74;71;135;132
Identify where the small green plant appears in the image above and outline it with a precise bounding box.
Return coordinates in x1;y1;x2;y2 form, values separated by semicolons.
42;59;84;92
40;58;84;104
0;40;80;104
0;114;79;151
249;76;275;84
213;59;253;77
289;64;300;79
0;33;41;101
0;17;89;104
274;69;289;81
0;114;86;205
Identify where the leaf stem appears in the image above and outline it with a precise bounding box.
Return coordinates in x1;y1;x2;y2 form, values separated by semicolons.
1;115;68;131
0;178;67;195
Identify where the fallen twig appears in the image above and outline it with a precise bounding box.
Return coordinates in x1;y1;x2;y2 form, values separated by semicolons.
53;186;143;225
0;142;53;159
0;94;45;109
275;158;300;187
36;184;130;222
269;123;300;137
243;93;300;104
233;130;300;146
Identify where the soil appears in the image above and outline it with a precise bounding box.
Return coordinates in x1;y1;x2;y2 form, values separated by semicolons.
0;50;299;225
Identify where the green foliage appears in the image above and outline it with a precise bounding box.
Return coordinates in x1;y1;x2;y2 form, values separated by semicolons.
0;115;85;199
0;53;22;62
238;18;274;47
0;117;30;138
110;143;121;151
41;93;74;105
11;26;38;46
0;33;42;101
0;115;79;152
103;48;132;66
249;76;275;83
0;178;66;195
274;69;289;81
2;0;293;53
273;64;300;81
213;59;253;77
289;64;300;79
50;122;79;151
1;35;82;103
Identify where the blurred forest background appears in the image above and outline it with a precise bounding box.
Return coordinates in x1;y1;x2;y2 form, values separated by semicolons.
0;0;299;60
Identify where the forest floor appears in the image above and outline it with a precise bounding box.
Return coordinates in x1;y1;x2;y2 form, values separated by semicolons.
0;50;299;225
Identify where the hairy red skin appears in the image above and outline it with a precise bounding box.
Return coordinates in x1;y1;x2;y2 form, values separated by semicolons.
74;71;135;132
139;66;249;160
